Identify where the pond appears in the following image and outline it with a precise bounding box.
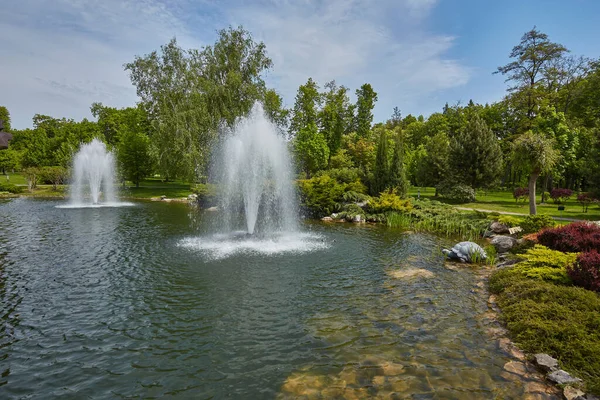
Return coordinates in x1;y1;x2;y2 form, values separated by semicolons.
0;198;541;399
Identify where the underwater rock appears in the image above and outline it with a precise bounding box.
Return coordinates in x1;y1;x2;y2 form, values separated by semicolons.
321;216;334;222
504;361;528;377
387;268;434;279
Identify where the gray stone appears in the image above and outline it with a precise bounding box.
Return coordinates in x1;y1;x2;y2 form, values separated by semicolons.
321;216;333;222
547;370;582;385
534;353;559;373
187;193;198;201
496;258;521;269
491;235;517;253
160;195;167;200
490;221;510;234
586;395;600;400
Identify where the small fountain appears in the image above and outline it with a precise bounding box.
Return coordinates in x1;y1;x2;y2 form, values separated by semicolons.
179;103;327;259
60;139;132;208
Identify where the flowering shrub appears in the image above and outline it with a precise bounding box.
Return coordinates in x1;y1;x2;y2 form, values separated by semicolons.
568;250;600;292
513;187;529;203
537;222;600;252
550;188;573;204
577;192;597;213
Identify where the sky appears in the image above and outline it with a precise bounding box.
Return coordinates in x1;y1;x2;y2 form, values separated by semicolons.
2;0;600;129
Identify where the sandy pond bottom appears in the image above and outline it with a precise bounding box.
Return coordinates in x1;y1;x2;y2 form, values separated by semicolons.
0;199;558;399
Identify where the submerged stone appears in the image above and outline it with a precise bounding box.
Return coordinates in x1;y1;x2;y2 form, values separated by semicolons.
387;268;434;279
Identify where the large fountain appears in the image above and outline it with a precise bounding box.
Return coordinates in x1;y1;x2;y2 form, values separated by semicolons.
179;103;326;258
62;139;131;208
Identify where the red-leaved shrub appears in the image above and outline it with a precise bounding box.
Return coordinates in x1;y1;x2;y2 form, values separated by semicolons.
568;250;600;292
513;187;529;203
537;222;600;252
550;188;573;204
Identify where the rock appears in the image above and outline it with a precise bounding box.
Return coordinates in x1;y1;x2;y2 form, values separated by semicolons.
491;235;517;253
387;268;434;280
586;395;600;400
547;370;582;385
187;193;198;201
160;195;167;200
353;214;362;223
534;354;558;373
205;206;218;212
490;221;510;234
504;361;528;377
496;258;521;268
563;386;585;400
321;216;333;222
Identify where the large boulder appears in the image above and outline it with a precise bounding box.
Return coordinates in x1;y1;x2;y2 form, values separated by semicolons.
490;221;510;234
491;235;517;253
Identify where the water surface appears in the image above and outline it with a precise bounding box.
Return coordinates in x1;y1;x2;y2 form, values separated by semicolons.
0;198;539;398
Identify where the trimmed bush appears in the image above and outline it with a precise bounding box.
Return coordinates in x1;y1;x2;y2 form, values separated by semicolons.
0;182;23;194
568;251;600;292
521;214;556;234
538;222;600;253
550;188;573;204
498;215;522;227
509;245;577;284
488;270;600;394
437;182;476;203
513;187;529;203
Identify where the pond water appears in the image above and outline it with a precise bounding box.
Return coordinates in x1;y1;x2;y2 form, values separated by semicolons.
0;199;544;399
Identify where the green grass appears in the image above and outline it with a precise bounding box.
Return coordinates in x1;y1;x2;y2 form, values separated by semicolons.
1;172;27;185
408;187;600;221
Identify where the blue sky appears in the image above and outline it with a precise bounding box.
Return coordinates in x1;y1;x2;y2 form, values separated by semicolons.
2;0;599;129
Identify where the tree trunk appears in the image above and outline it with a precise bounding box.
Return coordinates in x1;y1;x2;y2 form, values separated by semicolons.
528;172;539;215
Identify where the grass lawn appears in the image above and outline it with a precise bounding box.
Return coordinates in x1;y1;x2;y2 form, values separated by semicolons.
2;172;27;185
408;187;600;221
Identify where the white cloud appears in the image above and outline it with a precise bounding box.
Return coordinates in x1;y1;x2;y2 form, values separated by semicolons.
1;0;470;128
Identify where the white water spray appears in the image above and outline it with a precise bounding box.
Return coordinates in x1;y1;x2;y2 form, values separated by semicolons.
69;139;118;206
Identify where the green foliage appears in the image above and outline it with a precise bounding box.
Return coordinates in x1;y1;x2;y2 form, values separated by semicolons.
316;167;360;184
319;81;352;155
328;149;354;169
0;106;10;131
290;78;321;136
389;133;409;197
372;129;389;195
449;114;503;189
489;271;600;394
498;215;522;227
511;245;578;284
294;122;329;176
117;128;153;187
38;166;68;190
366;190;412;213
0;182;22;194
436;182;476;203
521;214;556;233
355;83;377;137
409;132;449;189
341;191;371;203
298;175;347;217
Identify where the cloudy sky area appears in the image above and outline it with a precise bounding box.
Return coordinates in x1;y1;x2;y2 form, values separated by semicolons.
2;0;600;129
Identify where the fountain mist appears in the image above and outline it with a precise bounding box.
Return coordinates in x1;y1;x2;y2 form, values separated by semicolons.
218;103;297;235
70;139;117;206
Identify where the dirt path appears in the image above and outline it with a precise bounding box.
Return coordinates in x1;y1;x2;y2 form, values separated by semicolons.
455;206;584;222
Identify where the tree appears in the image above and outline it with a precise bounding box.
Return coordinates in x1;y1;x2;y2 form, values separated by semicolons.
389;133;409;197
449;114;503;189
0;106;10;131
319;81;351;157
117;128;153;187
294;122;329;177
355;83;378;137
411;132;450;195
262;89;289;132
372;129;389;194
290;78;321;136
496;27;567;125
512;131;559;214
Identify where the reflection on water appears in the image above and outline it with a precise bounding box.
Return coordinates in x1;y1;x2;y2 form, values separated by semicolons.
0;199;556;399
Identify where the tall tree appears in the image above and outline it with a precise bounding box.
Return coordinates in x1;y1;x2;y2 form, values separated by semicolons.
0;106;10;131
372;129;389;195
290;78;321;136
117;128;153;187
389;132;409;197
512;131;559;214
355;83;378;137
449;114;503;189
496;27;567;126
294;122;329;177
262;89;289;132
319;80;351;157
